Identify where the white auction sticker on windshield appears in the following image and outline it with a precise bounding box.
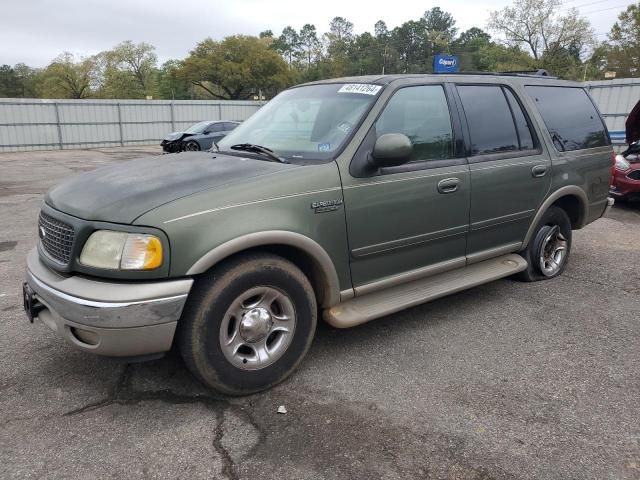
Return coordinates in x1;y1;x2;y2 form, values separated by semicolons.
338;84;381;95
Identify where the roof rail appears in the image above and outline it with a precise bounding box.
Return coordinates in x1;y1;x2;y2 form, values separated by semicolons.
432;70;556;78
499;69;552;77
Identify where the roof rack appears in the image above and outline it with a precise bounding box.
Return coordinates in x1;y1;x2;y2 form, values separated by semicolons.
432;69;556;78
499;69;552;77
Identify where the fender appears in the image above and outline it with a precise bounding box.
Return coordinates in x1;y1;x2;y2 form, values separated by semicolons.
186;231;341;307
522;185;588;249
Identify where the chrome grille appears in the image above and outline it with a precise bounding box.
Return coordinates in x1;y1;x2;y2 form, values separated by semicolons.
38;211;75;264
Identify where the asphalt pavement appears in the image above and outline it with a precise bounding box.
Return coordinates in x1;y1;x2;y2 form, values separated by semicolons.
0;147;638;479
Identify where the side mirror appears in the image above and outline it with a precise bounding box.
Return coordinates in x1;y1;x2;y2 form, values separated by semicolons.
370;133;413;168
203;130;212;135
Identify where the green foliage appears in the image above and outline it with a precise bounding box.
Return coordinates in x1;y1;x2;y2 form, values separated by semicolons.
606;3;640;77
39;53;96;98
98;41;158;97
0;64;40;97
156;60;192;100
180;35;290;99
487;0;594;78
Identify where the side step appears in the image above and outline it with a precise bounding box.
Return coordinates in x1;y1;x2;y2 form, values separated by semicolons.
325;254;527;328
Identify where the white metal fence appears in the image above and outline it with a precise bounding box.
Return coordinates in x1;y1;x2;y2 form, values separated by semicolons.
0;98;262;153
586;79;640;146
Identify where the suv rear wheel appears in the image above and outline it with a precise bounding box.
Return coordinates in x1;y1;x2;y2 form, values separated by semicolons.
178;253;317;395
517;206;572;281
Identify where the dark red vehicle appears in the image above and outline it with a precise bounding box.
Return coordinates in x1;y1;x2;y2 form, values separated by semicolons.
611;146;640;202
610;100;640;202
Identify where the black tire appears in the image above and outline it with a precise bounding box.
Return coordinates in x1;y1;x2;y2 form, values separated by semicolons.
184;140;200;151
516;206;572;282
178;253;317;395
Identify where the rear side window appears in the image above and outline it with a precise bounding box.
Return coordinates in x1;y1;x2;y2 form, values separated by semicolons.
525;86;609;151
457;85;520;155
504;89;534;150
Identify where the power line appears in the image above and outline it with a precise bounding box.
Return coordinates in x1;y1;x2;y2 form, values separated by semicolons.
581;3;629;14
562;0;614;9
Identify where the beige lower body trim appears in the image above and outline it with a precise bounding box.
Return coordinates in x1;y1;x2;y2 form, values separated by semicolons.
325;254;528;329
466;242;522;265
354;256;466;296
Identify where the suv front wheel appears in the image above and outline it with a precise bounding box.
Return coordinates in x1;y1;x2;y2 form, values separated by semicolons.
178;253;317;395
517;206;572;281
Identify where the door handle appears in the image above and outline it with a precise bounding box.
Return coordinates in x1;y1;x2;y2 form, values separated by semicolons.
437;177;460;194
531;165;547;178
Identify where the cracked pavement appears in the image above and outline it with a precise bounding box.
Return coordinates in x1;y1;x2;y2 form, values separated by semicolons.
1;147;639;479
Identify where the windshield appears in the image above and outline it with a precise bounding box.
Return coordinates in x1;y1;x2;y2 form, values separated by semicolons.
185;121;212;134
217;83;382;161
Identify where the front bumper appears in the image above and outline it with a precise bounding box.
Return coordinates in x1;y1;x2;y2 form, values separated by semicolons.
610;169;640;200
160;140;182;153
25;249;193;357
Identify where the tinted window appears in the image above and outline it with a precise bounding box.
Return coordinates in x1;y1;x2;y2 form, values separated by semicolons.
224;122;238;131
525;86;609;151
208;123;224;133
375;85;454;162
504;88;534;150
458;85;519;155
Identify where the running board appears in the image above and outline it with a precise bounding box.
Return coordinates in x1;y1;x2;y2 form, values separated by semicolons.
325;254;527;328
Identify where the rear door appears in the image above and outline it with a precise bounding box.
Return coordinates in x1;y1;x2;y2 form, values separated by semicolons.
454;83;551;260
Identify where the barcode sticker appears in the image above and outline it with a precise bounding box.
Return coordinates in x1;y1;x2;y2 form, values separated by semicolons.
338;84;382;95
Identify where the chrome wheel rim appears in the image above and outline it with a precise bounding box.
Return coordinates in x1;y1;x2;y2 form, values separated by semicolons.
185;142;198;151
538;225;567;277
219;286;296;370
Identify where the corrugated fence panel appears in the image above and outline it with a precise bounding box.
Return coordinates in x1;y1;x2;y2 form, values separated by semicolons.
173;103;222;123
0;98;261;152
586;79;640;145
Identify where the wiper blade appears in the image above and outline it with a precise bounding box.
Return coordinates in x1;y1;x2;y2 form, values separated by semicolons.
229;143;289;164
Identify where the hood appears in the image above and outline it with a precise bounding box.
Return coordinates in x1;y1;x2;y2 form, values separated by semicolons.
163;132;185;141
46;152;296;224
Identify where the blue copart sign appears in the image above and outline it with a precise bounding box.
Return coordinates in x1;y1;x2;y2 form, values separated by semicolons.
433;55;459;73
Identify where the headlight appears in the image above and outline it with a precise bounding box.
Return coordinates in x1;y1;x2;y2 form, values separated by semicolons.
80;231;163;270
615;154;630;171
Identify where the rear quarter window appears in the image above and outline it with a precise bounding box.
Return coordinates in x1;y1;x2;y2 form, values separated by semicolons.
525;86;609;152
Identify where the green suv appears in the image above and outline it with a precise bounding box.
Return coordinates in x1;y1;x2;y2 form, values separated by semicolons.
23;73;614;394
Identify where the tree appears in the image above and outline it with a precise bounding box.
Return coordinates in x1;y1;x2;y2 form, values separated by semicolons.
390;20;424;73
179;35;289;100
0;64;40;97
476;43;536;72
275;26;301;68
422;7;457;54
299;24;320;71
101;41;158;97
324;17;355;76
0;65;20;97
328;16;354;43
606;3;640;77
457;27;491;47
452;28;493;71
156;60;192;99
488;0;593;61
40;53;96;98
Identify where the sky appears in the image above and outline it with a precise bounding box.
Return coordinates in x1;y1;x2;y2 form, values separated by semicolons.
0;0;629;67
